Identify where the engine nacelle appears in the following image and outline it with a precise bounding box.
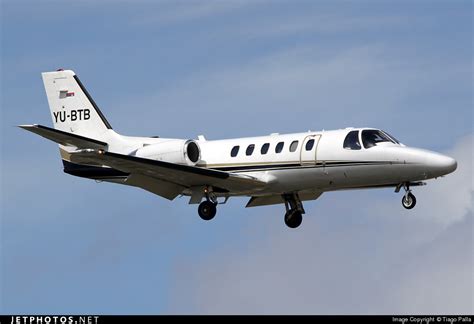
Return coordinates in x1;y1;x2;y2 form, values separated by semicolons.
134;139;201;166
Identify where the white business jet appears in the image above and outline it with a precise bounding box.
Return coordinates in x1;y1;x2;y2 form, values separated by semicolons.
20;70;457;228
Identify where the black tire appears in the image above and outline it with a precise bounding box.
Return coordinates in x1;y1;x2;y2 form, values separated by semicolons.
284;210;303;228
198;201;217;220
402;192;417;209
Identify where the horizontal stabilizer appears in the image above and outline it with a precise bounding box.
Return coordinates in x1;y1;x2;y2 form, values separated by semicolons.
19;124;107;150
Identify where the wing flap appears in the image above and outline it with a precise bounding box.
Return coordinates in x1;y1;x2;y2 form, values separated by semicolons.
246;191;322;207
125;173;185;200
19;124;107;150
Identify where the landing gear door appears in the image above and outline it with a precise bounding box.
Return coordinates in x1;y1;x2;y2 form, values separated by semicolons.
300;134;321;165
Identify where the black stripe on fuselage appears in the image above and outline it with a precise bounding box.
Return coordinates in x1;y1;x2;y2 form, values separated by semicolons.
212;161;399;172
63;159;403;180
73;75;113;129
63;160;128;179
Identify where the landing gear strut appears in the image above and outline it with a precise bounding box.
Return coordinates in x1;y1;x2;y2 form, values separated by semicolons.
198;187;218;221
401;183;417;209
283;193;305;228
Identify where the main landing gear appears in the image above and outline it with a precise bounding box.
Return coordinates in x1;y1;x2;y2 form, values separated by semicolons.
399;183;417;210
198;188;218;221
283;193;305;229
198;200;217;220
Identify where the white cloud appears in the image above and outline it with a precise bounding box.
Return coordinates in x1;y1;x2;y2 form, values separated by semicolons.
168;135;473;314
390;216;473;314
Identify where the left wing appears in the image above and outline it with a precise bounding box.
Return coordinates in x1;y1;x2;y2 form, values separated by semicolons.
70;149;267;195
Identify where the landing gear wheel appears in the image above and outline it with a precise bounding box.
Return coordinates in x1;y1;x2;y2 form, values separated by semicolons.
284;210;303;228
198;201;217;220
402;192;417;209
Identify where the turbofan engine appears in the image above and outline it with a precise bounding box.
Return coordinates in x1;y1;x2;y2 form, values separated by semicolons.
133;139;201;166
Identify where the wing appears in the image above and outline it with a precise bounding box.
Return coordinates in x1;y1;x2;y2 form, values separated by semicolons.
69;149;267;198
19;124;107;150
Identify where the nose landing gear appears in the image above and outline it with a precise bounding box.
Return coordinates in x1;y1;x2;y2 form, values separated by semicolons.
402;192;417;209
399;183;417;209
283;193;305;228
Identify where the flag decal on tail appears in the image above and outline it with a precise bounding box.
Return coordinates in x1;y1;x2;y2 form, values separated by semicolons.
59;89;75;98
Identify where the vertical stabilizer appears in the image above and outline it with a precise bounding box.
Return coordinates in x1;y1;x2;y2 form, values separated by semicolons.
42;69;113;141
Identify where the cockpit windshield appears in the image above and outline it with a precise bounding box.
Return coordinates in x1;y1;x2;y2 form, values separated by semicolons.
380;130;400;144
362;130;399;148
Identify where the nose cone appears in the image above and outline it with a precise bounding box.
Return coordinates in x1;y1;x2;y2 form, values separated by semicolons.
426;153;457;177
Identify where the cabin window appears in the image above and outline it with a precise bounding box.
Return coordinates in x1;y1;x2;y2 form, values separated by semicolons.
246;144;255;156
343;130;361;150
275;142;284;153
231;146;240;157
362;130;396;149
305;139;315;151
289;140;299;152
261;143;270;154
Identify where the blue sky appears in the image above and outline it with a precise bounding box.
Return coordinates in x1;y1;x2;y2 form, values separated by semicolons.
1;0;472;314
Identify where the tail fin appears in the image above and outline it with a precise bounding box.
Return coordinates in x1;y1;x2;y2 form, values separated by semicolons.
42;69;113;141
